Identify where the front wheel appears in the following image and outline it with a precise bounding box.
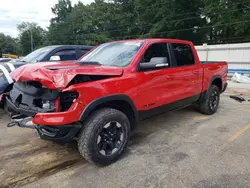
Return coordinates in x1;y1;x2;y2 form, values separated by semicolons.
198;85;220;115
77;108;130;166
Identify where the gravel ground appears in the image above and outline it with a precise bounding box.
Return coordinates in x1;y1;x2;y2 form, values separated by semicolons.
0;81;250;188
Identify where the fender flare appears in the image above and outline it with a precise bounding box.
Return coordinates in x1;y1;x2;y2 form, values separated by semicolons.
79;94;138;123
198;75;223;103
210;75;223;88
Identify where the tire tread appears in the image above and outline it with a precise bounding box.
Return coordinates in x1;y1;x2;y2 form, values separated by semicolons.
198;85;220;115
77;108;130;165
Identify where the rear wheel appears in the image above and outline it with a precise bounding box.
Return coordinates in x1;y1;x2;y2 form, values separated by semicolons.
77;108;130;165
198;85;220;115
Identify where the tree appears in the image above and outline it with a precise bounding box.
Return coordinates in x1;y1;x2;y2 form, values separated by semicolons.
51;0;72;24
17;22;47;55
46;0;250;46
47;0;74;44
127;0;206;42
203;0;250;44
48;0;120;45
0;33;21;55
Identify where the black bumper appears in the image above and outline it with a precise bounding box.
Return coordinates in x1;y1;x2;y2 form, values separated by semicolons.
6;96;37;116
36;124;81;144
7;96;81;144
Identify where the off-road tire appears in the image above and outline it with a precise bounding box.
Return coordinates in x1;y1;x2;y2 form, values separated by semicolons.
77;108;130;166
198;85;220;115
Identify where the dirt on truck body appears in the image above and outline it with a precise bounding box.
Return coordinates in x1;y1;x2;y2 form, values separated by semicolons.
7;38;228;165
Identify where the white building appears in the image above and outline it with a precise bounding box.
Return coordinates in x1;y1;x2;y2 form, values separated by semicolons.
195;43;250;75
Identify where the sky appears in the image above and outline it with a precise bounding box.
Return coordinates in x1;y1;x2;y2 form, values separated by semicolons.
0;0;94;37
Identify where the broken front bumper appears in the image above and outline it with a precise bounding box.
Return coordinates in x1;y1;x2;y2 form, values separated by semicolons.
6;93;84;144
6;81;84;125
36;123;81;144
7;114;36;128
7;112;82;144
6;93;85;125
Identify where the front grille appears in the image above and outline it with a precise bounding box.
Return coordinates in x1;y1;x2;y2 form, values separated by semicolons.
9;82;59;113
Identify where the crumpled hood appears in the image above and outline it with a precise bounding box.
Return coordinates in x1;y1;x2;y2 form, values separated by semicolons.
11;61;124;89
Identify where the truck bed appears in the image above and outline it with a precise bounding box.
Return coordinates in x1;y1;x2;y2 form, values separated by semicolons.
201;61;227;64
201;61;228;92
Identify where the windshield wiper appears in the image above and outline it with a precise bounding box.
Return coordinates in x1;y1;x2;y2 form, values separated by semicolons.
77;61;101;65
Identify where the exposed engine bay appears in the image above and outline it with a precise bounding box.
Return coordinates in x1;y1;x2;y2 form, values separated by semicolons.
7;81;78;116
6;74;112;117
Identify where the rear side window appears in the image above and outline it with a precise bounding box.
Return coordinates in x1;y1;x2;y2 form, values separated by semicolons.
53;50;77;61
172;43;195;66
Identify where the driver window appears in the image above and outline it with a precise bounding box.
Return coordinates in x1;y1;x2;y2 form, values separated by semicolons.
142;43;170;63
52;50;76;61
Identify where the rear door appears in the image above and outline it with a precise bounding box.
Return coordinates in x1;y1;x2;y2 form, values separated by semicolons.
169;43;203;101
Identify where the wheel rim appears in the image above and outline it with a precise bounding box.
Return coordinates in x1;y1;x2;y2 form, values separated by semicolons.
210;90;219;110
97;121;125;156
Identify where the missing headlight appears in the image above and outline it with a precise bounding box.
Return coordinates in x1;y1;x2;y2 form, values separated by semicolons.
60;91;79;111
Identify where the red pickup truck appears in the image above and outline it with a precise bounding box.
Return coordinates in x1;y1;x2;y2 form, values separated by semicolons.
6;39;228;165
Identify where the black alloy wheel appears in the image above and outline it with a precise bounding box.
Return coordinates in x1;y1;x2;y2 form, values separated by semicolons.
77;108;130;165
97;121;125;156
209;90;219;110
198;85;220;115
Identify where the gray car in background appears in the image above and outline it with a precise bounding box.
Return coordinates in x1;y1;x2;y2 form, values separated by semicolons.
0;58;13;63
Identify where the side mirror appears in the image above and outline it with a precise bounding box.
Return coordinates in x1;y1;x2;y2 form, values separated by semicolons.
49;55;61;61
139;57;169;71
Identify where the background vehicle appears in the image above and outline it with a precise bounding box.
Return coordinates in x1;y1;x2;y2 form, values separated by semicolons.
0;45;93;100
0;58;13;63
2;54;18;59
6;39;228;165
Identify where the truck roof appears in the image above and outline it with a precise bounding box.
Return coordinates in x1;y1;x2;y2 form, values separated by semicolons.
45;45;93;50
108;38;193;45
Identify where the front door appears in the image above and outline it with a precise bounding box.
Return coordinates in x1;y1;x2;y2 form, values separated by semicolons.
135;42;174;111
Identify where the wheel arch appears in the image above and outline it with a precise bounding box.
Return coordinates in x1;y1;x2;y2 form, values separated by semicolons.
80;94;138;130
198;75;223;103
210;75;223;92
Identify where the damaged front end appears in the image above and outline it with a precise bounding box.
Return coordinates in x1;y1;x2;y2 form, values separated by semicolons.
6;81;81;144
6;63;124;144
7;81;60;116
6;81;79;116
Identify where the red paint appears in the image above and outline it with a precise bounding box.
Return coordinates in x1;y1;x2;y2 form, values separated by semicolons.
54;96;61;112
33;102;84;125
11;39;228;126
11;61;123;89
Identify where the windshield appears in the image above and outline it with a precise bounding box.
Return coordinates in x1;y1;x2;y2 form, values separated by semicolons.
21;46;55;63
80;41;144;67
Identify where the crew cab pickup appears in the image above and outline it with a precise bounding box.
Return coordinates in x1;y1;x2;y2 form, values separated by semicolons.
6;39;228;165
